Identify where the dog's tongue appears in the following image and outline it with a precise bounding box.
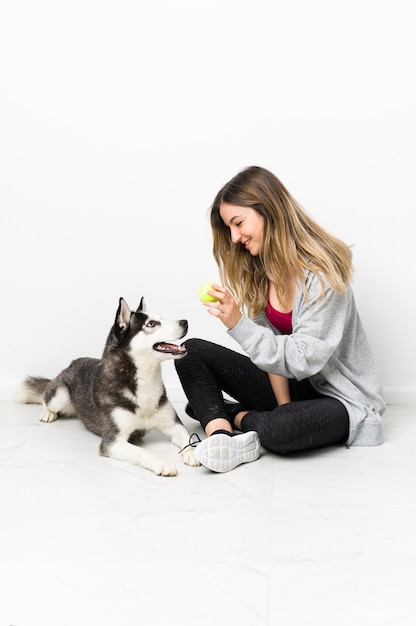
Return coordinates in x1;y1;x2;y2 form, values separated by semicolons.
153;342;187;355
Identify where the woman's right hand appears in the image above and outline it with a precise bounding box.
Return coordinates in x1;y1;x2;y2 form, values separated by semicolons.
203;284;243;330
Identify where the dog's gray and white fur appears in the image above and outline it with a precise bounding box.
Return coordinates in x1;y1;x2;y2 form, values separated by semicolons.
16;297;199;476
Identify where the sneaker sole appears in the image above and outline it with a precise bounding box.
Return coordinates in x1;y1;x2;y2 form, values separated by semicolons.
194;431;261;473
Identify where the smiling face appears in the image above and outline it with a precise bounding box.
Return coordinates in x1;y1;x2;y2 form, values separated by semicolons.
219;203;265;256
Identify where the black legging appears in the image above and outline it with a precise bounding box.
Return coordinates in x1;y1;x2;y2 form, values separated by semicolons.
175;338;350;454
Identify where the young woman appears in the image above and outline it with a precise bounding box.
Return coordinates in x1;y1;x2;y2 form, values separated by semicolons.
176;166;385;473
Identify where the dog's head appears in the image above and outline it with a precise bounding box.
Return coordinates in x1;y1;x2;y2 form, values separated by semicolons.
112;297;188;362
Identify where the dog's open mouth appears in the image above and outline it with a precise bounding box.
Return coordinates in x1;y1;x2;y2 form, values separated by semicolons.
153;342;187;356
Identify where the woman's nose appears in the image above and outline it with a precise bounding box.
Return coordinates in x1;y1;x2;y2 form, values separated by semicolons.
230;226;240;243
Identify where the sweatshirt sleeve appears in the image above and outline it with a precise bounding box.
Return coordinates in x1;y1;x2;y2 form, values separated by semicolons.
227;280;353;381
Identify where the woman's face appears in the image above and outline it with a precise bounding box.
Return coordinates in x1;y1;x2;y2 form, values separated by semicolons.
219;203;264;256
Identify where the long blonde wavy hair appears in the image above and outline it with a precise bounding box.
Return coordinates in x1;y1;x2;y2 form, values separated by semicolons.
210;166;353;318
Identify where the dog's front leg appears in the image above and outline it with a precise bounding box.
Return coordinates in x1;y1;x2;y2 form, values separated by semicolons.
162;421;201;468
104;439;178;477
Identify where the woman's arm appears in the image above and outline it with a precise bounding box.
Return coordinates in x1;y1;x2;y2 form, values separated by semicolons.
268;373;291;405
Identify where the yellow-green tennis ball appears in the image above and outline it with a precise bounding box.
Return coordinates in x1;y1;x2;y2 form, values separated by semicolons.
198;282;218;302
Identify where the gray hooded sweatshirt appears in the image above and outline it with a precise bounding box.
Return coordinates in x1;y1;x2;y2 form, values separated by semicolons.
228;269;385;446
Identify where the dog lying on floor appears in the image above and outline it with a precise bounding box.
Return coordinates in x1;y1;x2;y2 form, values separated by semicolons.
16;297;199;476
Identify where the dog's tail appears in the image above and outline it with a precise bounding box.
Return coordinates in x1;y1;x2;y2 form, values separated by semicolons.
14;376;51;405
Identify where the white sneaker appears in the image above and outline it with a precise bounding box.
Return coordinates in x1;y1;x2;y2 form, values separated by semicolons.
194;431;261;473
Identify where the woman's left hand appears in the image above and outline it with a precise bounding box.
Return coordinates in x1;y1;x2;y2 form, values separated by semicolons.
203;283;243;330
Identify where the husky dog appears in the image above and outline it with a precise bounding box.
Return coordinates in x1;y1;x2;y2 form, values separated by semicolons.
17;297;199;476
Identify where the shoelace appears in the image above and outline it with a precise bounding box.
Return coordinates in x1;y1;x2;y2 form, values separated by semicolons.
178;432;201;454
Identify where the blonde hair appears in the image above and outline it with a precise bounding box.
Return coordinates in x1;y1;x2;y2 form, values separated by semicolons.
210;166;353;318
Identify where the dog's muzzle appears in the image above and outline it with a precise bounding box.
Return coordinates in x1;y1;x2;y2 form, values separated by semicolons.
153;342;187;356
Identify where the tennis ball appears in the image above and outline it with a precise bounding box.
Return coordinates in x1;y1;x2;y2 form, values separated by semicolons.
198;282;218;302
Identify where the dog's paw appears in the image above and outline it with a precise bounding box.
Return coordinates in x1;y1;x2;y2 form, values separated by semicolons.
149;457;178;477
40;407;58;423
181;447;201;467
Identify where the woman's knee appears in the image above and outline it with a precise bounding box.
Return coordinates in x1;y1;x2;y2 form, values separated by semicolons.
175;337;206;374
183;337;205;353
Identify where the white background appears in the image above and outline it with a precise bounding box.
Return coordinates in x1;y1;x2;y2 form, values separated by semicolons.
1;0;414;402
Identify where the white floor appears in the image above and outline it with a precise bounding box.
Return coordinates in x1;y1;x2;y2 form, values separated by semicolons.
1;401;415;626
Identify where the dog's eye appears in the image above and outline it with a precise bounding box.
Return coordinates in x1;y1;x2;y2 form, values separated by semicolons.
146;320;158;328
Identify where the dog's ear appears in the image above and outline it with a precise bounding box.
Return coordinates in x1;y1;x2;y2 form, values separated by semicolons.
136;297;146;313
116;297;131;331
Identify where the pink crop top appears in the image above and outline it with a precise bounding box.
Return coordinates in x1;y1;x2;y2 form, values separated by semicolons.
265;300;293;334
